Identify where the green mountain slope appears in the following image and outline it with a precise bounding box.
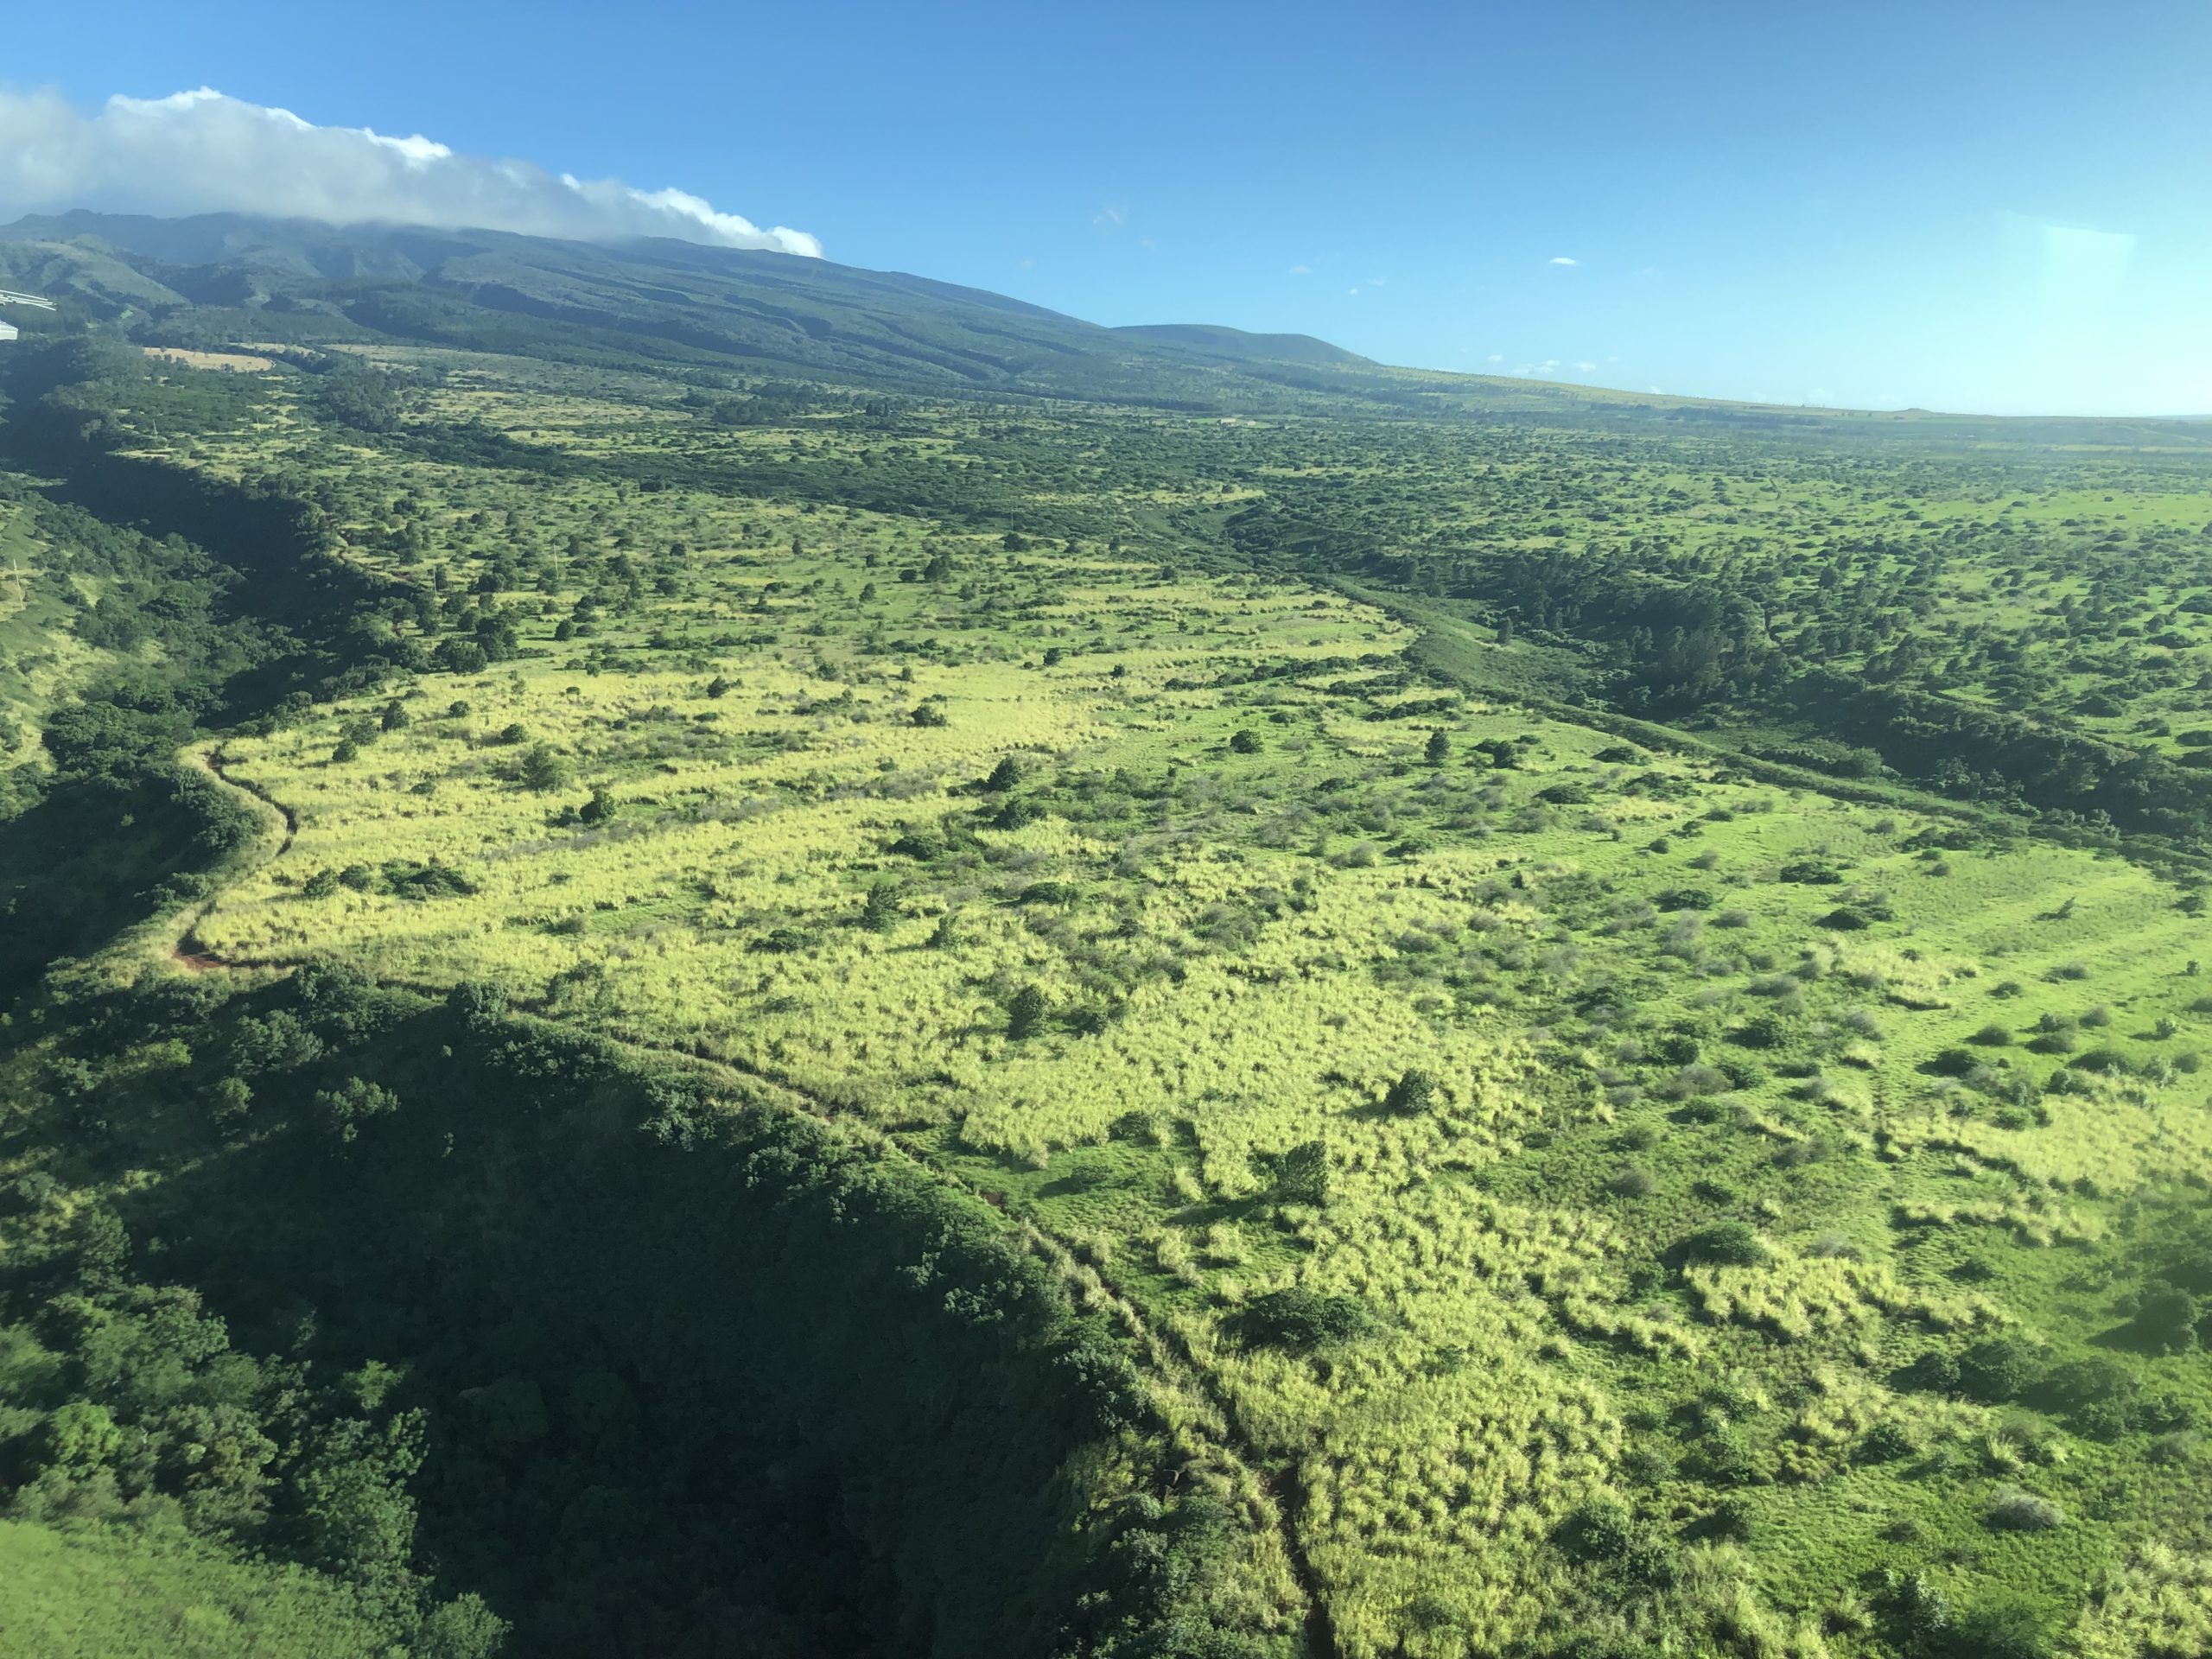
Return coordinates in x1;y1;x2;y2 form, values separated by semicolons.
0;212;1290;402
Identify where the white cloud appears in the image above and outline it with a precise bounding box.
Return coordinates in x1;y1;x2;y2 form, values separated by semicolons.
1287;263;1310;275
1485;353;1503;364
1093;204;1128;229
0;86;820;254
1574;360;1597;372
1548;255;1578;266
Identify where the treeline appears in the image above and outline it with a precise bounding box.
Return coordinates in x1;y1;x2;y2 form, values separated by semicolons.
1778;669;2212;842
2;971;1281;1657
1313;538;2212;852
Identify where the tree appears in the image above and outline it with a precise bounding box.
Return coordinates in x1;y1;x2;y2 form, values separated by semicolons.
1258;1139;1331;1207
1424;728;1449;766
1229;729;1262;754
1960;1334;2038;1402
860;880;901;932
290;1413;426;1587
1231;1287;1373;1351
211;1075;253;1128
38;1401;122;1474
2136;1286;2201;1354
1383;1068;1438;1114
1950;1594;2056;1659
519;742;569;791
1008;984;1050;1039
315;1077;401;1146
415;1595;512;1659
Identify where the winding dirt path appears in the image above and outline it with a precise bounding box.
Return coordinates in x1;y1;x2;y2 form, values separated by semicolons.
169;744;297;972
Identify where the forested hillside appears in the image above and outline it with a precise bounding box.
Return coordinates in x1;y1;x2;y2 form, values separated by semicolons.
2;218;2210;1659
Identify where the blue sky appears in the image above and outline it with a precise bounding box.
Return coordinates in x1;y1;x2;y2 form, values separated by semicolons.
4;1;2209;414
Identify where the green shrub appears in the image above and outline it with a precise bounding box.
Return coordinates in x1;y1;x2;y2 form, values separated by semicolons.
1948;1594;2056;1659
2070;1047;2131;1075
1681;1221;1768;1268
1706;1495;1756;1541
1984;1487;2064;1532
1554;1495;1637;1562
1735;1012;1792;1050
1885;1568;1952;1644
518;742;569;791
1959;1335;2038;1402
1230;1287;1373;1352
1255;1139;1332;1208
1383;1068;1439;1114
1857;1419;1916;1463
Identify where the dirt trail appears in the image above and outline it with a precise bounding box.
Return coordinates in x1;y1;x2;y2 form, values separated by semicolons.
168;745;297;973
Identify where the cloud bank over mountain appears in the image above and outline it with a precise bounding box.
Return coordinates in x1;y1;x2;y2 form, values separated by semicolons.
0;86;822;255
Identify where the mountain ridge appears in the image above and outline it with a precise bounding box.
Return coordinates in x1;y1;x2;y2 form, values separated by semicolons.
0;211;1393;407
